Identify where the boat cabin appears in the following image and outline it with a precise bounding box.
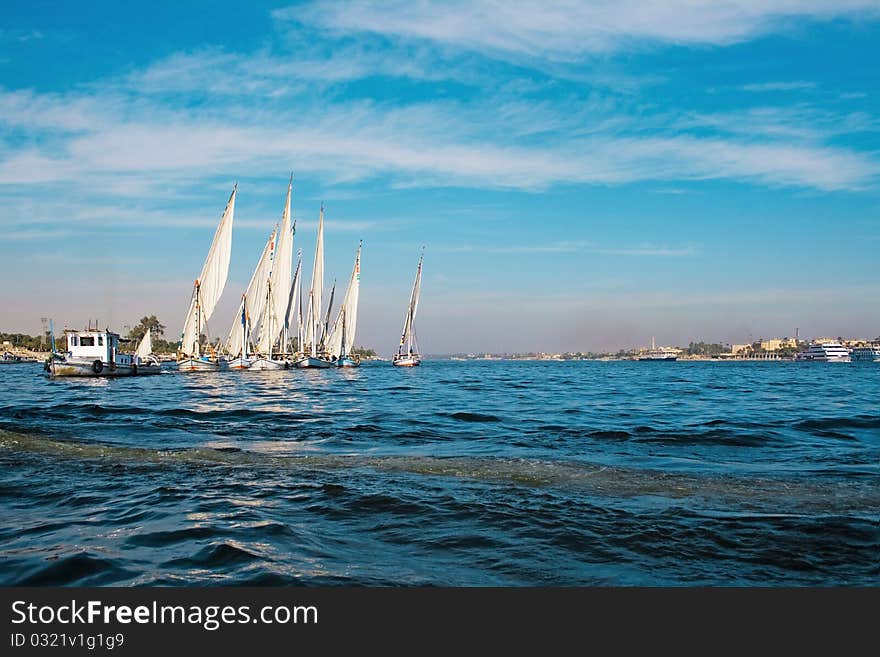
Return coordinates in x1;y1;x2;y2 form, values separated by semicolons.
63;329;134;365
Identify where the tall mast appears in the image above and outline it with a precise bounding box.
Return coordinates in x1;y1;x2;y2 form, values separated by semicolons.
196;283;202;357
340;308;347;358
305;204;325;353
297;272;304;355
283;244;301;355
322;279;336;348
240;293;247;358
267;280;273;359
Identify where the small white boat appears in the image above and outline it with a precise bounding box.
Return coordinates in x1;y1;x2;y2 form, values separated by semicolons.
177;186;236;372
227;355;255;370
249;356;288;370
0;351;24;365
178;355;228;372
393;249;423;367
294;355;335;369
133;329;162;375
46;327;152;377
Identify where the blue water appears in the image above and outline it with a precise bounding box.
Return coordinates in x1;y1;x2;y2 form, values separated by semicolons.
1;360;878;585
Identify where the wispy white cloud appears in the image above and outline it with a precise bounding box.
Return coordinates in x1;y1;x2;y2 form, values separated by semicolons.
741;81;816;92
3;228;70;241
124;45;461;97
594;245;698;257
0;86;876;193
446;241;698;256
0;29;44;43
279;0;880;59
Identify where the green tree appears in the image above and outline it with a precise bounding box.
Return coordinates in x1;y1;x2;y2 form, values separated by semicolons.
127;315;166;342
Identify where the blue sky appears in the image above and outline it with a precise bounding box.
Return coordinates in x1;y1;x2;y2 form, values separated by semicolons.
1;0;879;352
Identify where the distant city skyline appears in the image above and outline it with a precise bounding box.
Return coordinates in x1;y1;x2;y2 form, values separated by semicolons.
1;1;878;353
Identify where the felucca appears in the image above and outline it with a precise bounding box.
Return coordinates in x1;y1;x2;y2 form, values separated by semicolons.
294;204;335;368
326;242;362;367
134;328;162;374
177;186;236;372
392;249;423;367
224;225;276;370
251;176;295;371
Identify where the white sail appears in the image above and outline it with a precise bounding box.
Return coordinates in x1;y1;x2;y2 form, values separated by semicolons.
283;253;302;353
398;250;423;355
304;205;325;351
225;226;276;357
180;186;236;356
135;329;153;358
257;177;294;354
327;243;361;358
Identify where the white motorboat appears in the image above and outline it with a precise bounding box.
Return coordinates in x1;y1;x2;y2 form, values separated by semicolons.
47;327;150;377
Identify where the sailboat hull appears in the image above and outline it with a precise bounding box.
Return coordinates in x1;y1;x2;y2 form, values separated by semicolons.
249;357;288;371
337;356;360;368
294;356;335;369
136;361;163;375
227;356;255;370
392;356;421;367
177;357;227;372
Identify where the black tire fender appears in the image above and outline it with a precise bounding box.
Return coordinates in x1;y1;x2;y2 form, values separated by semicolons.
131;363;138;376
92;360;103;374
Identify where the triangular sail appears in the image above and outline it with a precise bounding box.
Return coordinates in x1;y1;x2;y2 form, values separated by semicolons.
257;177;294;354
181;186;236;356
283;251;302;354
135;329;152;358
304;205;325;352
327;243;361;358
225;226;276;358
398;250;423;355
322;280;336;347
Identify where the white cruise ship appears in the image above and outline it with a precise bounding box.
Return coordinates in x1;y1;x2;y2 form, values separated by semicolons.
795;341;851;363
850;345;880;362
638;336;678;361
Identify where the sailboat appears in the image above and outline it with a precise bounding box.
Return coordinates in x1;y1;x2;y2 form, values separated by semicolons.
251;177;295;371
177;186;236;372
282;250;302;360
294;204;335;368
326;242;362;367
393;249;423;367
134;328;162;374
224;225;276;370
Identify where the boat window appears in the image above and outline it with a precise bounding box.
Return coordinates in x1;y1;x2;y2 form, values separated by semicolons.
71;336;78;346
98;336;104;346
80;337;95;346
